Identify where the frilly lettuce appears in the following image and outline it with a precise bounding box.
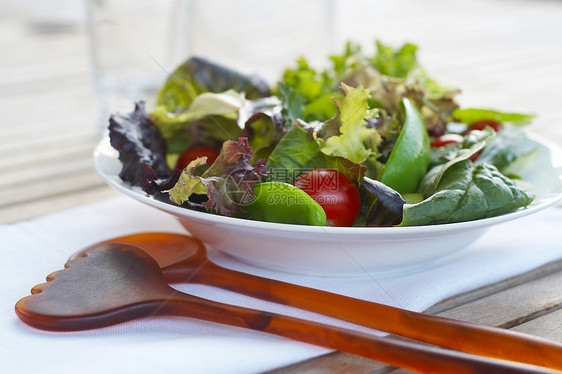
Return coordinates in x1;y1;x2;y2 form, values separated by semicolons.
320;84;382;164
167;138;269;216
371;40;418;78
108;102;172;192
276;58;342;123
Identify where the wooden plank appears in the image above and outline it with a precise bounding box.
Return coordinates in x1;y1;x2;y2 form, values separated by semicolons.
267;351;390;374
0;130;98;158
0;186;119;224
0;157;96;190
0;143;96;172
266;260;562;373
512;309;562;343
425;259;562;315
436;271;562;329
0;171;107;208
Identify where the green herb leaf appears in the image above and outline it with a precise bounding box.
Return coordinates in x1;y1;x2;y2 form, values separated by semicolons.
453;108;535;126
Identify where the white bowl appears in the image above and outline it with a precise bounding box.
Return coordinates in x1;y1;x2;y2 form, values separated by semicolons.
94;133;562;276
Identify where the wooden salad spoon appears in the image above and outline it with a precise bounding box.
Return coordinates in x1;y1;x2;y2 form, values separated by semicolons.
67;232;562;371
15;242;559;374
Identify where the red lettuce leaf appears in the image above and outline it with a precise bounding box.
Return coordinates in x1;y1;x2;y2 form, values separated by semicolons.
108;102;172;193
168;138;269;216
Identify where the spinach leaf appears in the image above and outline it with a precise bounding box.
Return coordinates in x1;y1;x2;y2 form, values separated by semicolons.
419;128;495;197
401;160;534;226
358;177;405;227
475;127;539;175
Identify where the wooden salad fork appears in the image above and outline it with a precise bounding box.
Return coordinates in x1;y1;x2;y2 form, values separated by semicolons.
55;232;562;371
15;242;560;374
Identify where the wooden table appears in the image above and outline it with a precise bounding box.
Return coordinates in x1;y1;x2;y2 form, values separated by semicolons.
1;1;561;372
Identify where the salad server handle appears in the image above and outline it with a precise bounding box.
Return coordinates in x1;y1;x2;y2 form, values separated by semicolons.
192;261;562;371
168;291;556;374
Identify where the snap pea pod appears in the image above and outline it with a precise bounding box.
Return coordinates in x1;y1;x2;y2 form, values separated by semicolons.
380;98;431;194
242;182;327;225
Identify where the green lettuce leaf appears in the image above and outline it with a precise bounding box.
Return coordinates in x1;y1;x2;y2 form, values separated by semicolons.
239;97;285;162
266;124;366;184
150;93;244;155
401;161;534;226
151;91;285;157
167;138;268;216
277;81;305;128
151;90;245;139
167;157;210;202
371;40;418;78
276;58;342;122
156;56;270;112
320;84;382;164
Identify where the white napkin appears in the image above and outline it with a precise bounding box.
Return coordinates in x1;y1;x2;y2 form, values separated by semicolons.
2;196;562;374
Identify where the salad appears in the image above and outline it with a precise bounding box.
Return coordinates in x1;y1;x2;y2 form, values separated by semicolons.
108;40;538;227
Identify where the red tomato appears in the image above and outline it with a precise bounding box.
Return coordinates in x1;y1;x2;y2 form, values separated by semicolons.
431;133;464;148
294;168;361;227
464;120;503;134
469;150;483;162
176;146;220;170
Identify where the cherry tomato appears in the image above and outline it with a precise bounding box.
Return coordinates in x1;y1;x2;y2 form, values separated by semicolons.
176;146;220;170
294;168;361;227
469;150;483;162
431;133;464;148
463;120;503;134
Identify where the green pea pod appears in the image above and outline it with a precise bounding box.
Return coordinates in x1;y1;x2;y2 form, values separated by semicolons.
242;182;327;226
380;98;431;194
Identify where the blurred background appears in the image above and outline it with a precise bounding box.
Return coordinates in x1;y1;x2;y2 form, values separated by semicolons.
1;0;561;222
